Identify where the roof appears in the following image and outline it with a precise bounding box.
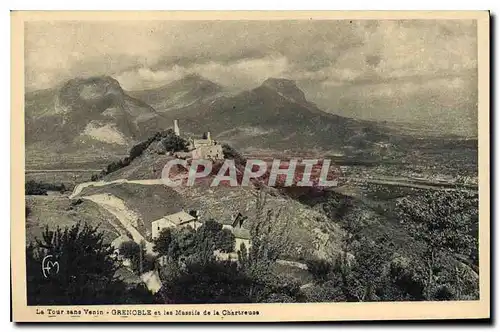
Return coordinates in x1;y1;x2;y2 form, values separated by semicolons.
232;227;251;240
221;213;246;226
155;211;197;226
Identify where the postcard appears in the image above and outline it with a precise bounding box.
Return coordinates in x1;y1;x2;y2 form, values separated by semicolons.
11;10;490;322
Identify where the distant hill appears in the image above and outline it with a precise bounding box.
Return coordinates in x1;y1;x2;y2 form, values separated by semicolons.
25;76;169;149
127;73;227;113
159;77;390;154
25;76;174;168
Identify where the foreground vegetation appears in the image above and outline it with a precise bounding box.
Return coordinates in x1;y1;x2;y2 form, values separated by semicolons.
26;189;478;304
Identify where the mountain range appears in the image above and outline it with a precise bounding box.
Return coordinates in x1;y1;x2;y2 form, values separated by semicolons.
25;73;466;168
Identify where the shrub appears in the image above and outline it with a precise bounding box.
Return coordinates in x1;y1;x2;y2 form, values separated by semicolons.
306;258;333;281
119;240;153;274
25;180;66;195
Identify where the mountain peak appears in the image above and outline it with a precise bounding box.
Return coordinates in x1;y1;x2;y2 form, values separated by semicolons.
58;75;125;107
63;75;123;89
262;77;296;86
260;78;307;104
127;73;224;113
182;73;204;80
170;73;221;91
179;73;215;85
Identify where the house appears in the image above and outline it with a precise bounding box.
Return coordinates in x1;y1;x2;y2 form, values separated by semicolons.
152;208;252;263
151;210;202;239
221;212;252;253
232;227;252;254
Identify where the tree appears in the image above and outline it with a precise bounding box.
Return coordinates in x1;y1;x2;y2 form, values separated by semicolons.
218;228;236;253
119;240;153;274
247;191;292;264
194;219;236;254
306;258;333;282
26;223;155;305
153;227;197;261
153;228;176;258
334;235;394;301
396;190;478;300
157;260;251;304
153;220;235;265
161;129;188;153
119;240;140;259
157;258;302;304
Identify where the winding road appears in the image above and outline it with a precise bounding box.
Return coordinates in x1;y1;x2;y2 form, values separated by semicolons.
82;193;155;254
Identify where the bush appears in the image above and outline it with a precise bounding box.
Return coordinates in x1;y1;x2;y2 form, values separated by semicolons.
25;180;66;195
71;199;83;206
119;240;153;274
396;190;479;299
161;130;188;153
306;258;333;281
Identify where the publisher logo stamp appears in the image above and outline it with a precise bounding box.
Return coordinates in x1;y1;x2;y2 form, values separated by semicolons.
42;255;59;278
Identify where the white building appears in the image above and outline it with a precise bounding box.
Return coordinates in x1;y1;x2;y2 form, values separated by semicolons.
151;210;201;239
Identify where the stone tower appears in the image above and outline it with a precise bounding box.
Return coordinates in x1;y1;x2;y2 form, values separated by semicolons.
174;119;180;136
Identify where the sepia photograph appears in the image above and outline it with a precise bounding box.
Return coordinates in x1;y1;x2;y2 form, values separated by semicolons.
11;11;490;322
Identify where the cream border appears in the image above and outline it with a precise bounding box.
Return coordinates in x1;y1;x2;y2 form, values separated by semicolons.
11;10;490;322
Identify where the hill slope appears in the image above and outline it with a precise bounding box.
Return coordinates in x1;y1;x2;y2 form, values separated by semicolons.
25;76;170;168
127;73;227;113
26;76;164;144
159;77;389;154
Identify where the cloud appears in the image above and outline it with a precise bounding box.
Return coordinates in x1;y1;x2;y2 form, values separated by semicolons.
24;19;478;135
116;55;290;91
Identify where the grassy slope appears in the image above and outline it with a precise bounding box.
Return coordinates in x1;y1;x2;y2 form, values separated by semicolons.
79;183;185;237
25;196;123;245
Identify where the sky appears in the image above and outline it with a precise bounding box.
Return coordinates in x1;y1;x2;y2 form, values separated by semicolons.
25;20;478;136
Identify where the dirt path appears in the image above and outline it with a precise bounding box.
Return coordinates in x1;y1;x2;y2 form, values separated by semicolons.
82;193;155;254
70;179;165;199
